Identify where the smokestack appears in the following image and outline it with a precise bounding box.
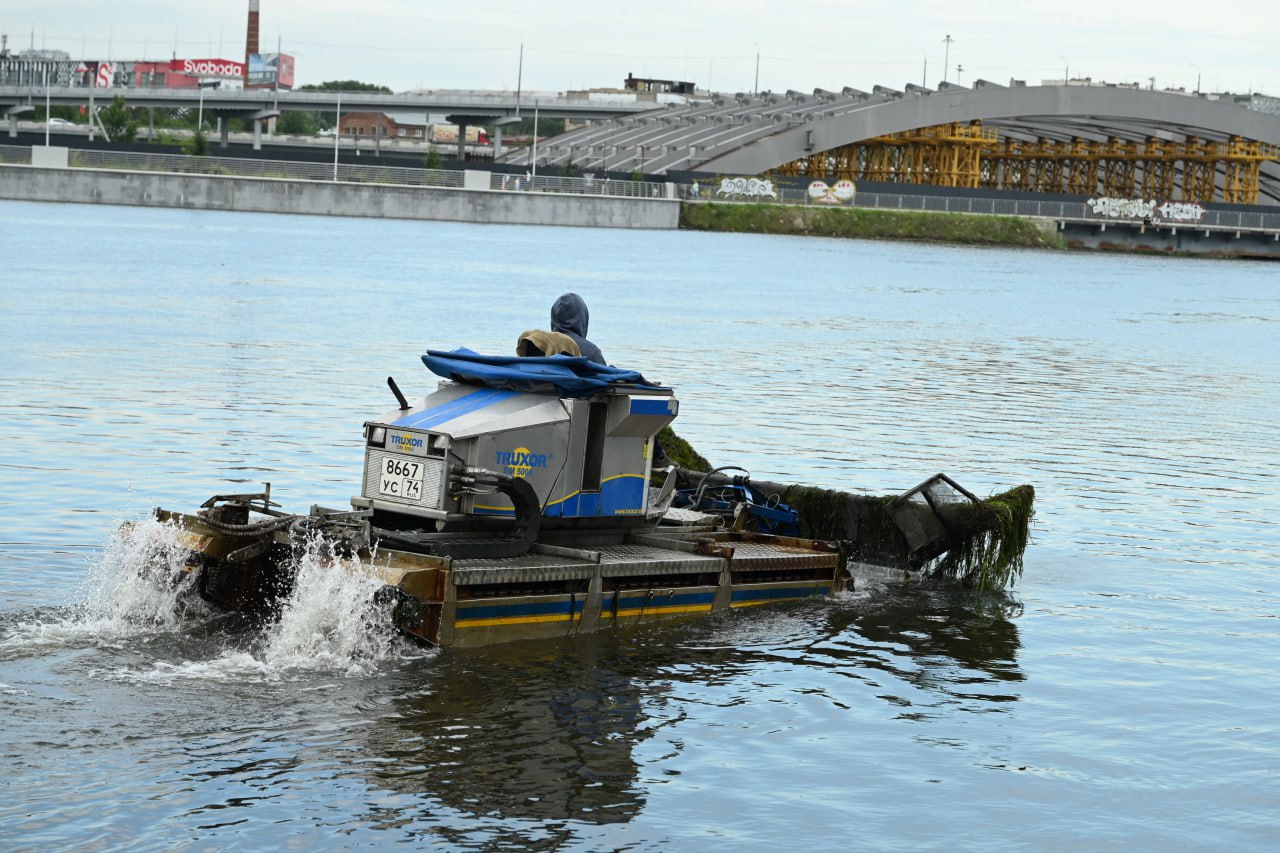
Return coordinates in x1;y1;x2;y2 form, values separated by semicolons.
245;0;260;86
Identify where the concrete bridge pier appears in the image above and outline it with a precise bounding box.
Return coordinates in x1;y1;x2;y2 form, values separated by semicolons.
6;105;31;138
249;110;280;151
492;117;519;160
448;113;499;162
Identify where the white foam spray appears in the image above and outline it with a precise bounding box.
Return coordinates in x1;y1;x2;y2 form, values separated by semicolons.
120;530;427;684
4;517;429;680
78;516;206;635
0;517;204;656
258;532;411;676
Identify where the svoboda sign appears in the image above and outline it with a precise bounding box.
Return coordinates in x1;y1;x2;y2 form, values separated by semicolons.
170;59;245;79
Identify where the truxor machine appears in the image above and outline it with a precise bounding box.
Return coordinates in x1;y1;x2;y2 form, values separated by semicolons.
155;350;847;648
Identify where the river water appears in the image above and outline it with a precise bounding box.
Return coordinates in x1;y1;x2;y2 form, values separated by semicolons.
1;200;1277;850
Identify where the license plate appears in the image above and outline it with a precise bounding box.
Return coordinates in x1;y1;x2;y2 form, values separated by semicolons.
378;455;424;501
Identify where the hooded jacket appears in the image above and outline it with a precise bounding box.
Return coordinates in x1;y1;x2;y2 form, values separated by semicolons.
550;293;605;364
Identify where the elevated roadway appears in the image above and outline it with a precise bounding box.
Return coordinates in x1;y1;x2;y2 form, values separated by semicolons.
0;85;669;121
0;85;670;155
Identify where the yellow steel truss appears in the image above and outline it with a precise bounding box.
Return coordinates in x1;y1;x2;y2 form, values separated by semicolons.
777;122;1278;204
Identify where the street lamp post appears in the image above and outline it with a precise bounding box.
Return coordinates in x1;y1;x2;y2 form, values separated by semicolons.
531;107;539;182
333;92;341;181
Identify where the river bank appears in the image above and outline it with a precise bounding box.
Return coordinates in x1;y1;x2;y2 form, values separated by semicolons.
4;154;1278;255
0;158;1057;247
681;200;1280;258
681;201;1067;249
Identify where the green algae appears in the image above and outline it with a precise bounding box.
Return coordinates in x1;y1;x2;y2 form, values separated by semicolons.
664;427;1035;590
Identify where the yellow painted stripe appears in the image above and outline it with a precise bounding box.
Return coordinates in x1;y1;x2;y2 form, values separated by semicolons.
458;600;714;628
456;613;577;629
541;491;579;509
729;593;824;609
601;604;713;619
603;473;647;483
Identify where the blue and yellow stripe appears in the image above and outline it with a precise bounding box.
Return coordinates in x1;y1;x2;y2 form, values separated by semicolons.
729;584;830;608
602;589;716;619
455;596;585;629
473;472;648;517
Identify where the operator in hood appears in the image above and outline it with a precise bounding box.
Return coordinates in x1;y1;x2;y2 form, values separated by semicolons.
550;293;605;364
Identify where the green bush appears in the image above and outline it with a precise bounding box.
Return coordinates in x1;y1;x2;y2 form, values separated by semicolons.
180;130;209;156
97;96;138;143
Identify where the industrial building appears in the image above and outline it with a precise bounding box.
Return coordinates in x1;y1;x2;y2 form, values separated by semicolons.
0;1;293;93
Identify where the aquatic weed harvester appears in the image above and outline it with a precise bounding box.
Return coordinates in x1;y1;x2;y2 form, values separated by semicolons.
150;349;1034;648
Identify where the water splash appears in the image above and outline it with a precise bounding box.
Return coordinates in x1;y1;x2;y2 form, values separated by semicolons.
120;530;427;683
0;517;203;657
77;516;206;634
2;517;427;679
258;532;414;676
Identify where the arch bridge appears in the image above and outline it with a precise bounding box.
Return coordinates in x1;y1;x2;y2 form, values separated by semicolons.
504;83;1280;205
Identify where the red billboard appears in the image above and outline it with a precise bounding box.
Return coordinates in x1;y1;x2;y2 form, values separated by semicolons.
169;58;245;79
276;53;294;89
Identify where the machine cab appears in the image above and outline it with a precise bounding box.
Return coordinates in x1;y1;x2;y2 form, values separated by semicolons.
351;350;678;529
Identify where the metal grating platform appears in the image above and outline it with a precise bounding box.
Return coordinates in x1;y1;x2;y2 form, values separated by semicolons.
724;540;840;571
450;536;836;586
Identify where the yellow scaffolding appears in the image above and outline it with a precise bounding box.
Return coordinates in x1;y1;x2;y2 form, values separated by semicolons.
778;122;1278;204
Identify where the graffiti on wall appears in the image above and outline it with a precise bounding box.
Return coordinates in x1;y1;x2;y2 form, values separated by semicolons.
1088;197;1157;219
1087;197;1207;223
807;180;857;205
716;177;777;199
1155;201;1207;222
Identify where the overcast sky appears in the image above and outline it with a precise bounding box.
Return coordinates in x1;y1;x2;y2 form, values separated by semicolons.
4;1;1277;96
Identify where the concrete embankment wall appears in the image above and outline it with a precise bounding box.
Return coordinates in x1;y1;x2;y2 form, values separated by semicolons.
0;164;681;230
1061;220;1280;258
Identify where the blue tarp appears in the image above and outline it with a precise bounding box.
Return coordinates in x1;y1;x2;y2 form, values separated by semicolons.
422;349;669;398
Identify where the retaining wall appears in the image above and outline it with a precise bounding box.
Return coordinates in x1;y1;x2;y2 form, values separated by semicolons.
0;163;681;230
1061;220;1280;258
